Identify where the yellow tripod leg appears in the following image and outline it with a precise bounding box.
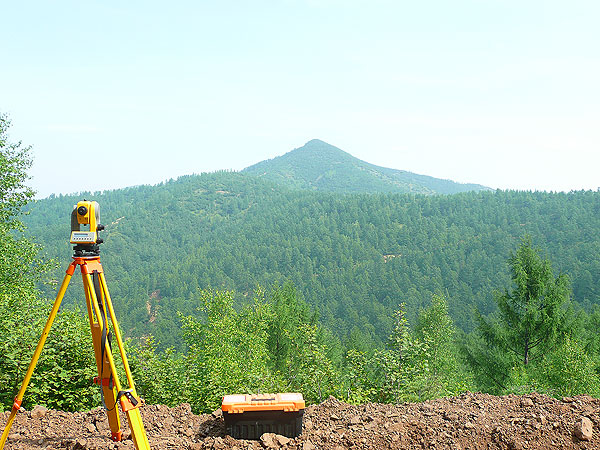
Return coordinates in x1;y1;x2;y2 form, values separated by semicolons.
82;271;122;441
0;262;76;450
83;265;150;450
99;272;137;390
99;272;150;450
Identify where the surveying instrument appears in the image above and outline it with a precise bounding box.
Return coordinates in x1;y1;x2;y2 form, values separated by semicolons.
0;201;151;450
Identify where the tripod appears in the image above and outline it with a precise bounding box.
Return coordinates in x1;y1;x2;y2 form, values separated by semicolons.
0;203;150;450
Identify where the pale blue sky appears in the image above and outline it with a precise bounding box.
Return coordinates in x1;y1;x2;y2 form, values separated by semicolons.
2;0;599;198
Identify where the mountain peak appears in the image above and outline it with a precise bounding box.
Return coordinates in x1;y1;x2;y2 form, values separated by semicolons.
304;138;328;146
292;139;347;154
286;140;352;161
243;140;489;194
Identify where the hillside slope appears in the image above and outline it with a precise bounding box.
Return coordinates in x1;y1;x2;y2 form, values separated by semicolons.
243;139;490;194
1;393;598;449
23;173;600;348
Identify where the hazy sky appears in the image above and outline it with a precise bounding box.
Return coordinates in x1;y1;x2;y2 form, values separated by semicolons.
2;1;599;198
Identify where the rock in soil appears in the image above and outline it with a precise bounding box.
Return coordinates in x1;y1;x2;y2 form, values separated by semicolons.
573;416;594;441
1;394;599;449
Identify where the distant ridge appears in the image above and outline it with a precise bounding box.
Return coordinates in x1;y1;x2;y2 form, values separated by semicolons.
243;139;490;194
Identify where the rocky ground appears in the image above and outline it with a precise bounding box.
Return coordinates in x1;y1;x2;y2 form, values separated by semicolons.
1;392;598;449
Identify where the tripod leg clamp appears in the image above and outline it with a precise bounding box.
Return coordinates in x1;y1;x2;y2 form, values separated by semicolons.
93;376;114;389
118;390;142;412
12;397;22;412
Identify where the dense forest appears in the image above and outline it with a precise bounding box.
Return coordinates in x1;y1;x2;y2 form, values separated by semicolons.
1;115;599;416
23;172;600;350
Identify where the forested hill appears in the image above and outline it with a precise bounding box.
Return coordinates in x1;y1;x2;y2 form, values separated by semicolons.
24;172;600;349
243;139;490;194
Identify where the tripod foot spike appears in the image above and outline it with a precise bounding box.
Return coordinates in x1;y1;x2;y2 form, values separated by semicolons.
111;431;123;442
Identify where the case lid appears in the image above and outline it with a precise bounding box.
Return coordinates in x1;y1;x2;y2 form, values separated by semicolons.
222;393;305;414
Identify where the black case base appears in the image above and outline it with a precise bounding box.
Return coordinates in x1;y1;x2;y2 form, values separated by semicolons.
223;409;304;439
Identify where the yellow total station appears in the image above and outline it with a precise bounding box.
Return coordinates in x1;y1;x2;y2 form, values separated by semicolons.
0;201;151;450
70;200;104;246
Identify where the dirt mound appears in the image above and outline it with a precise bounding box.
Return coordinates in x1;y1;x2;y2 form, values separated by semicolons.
1;392;599;449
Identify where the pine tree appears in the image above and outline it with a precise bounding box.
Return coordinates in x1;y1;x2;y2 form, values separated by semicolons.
489;237;570;365
466;237;572;392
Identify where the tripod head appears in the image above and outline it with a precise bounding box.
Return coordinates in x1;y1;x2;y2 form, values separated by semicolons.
70;200;105;256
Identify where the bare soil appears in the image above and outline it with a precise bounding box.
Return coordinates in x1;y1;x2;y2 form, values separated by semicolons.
1;392;599;449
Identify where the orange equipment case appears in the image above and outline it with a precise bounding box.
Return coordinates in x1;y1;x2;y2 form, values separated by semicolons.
221;393;305;439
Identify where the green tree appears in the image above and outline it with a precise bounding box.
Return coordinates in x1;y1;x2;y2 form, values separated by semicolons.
180;289;278;413
262;282;342;403
343;349;376;404
266;283;316;373
25;306;97;410
0;292;97;410
466;237;572;392
281;323;338;403
0;113;40;298
0;114;35;230
372;304;430;403
0;114;96;411
530;336;600;397
583;305;600;376
127;336;189;407
488;237;570;365
414;294;473;398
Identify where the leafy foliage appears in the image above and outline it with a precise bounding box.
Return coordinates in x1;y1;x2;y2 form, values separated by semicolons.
126;336;189;408
342;297;474;405
24;306;97;410
494;237;571;365
0;114;35;230
0;114;42;300
128;287;341;413
530;336;600;397
280;322;338;404
266;283;317;373
180;289;277;412
375;305;432;402
413;295;473;398
343;349;377;404
583;305;600;375
0;114;96;411
502;336;600;398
